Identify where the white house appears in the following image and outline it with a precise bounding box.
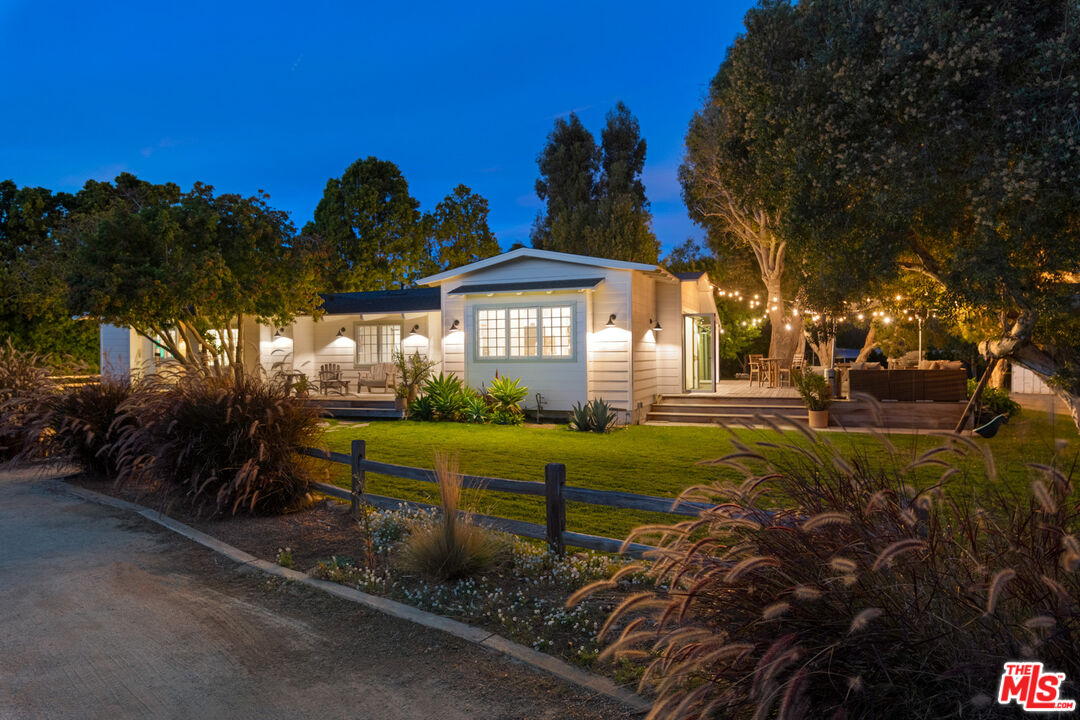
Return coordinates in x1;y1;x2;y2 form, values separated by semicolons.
100;248;721;423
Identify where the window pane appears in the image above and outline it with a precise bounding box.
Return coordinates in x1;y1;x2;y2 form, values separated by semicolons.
542;306;573;357
379;325;401;363
477;309;506;358
356;326;378;365
508;308;538;357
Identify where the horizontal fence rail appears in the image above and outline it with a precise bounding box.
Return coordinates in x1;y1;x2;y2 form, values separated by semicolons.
298;443;706;557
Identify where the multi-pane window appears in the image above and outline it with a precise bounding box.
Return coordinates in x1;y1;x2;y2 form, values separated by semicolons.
477;309;506;358
508;308;538;357
356;324;401;365
476;306;573;359
541;306;572;357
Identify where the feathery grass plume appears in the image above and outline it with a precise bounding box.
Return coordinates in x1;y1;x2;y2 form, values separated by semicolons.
985;569;1016;616
763;602;791;620
583;426;1080;720
399;452;499;581
848;607;882;633
1024;615;1056;630
871;539;927;571
111;369;321;515
1032;480;1057;514
0;340;60;461
801;512;850;531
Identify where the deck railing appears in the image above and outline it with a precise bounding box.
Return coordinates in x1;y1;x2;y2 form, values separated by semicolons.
299;440;711;557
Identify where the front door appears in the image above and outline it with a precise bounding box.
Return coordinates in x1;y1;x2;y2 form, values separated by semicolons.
683;315;715;393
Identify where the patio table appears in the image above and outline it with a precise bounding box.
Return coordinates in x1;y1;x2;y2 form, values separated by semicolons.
762;357;782;388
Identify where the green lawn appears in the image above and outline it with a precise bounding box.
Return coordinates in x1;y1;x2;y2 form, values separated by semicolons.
317;411;1080;542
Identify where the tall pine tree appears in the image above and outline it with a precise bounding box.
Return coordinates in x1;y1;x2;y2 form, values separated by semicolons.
530;105;656;262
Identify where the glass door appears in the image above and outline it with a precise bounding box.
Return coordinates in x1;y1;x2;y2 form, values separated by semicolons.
683;315;715;392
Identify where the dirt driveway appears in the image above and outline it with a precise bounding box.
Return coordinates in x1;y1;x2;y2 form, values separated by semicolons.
0;467;636;720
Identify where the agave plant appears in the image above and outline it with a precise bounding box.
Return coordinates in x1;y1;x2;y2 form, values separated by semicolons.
485;376;528;415
461;394;490;424
421;372;467;421
407;395;435;421
568;397;618;433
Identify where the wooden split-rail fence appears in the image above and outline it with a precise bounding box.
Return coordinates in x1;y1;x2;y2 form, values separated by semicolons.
300;440;712;557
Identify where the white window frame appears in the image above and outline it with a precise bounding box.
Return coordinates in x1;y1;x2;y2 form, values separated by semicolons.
473;304;576;362
355;323;401;365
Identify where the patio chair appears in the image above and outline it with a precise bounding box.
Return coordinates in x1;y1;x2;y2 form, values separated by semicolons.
778;351;806;387
748;354;764;386
357;362;397;393
317;363;350;395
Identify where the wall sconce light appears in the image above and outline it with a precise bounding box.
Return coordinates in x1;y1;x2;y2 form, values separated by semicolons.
273;328;283;338
409;324;420;335
449;319;460;331
335;327;346;337
605;313;617;327
651;318;663;332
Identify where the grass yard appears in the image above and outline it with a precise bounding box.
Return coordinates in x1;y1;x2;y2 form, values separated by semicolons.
316;410;1080;543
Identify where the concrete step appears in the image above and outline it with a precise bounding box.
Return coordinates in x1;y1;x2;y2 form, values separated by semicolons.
646;410;808;425
655;394;801;407
650;402;805;415
306;398;397;409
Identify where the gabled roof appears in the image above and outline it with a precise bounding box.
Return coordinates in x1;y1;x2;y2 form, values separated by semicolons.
417;247;664;285
319;287;441;315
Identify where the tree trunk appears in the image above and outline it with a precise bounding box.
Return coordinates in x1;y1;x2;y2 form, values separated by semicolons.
988;358;1007;389
983;312;1080;431
856;325;878;363
764;275;800;365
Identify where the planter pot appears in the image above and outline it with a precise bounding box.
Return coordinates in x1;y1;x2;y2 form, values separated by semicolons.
807;409;829;429
394;397;406;411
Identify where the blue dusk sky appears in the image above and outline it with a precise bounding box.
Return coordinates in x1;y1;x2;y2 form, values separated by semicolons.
0;1;755;253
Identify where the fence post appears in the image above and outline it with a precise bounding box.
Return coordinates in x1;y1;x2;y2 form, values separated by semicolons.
350;439;366;518
545;463;566;556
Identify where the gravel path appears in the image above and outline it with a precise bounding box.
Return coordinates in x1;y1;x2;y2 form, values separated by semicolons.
0;466;637;720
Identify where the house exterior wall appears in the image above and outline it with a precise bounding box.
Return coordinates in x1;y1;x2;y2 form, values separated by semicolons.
100;324;133;379
655;282;684;396
1012;363;1053;395
586;270;633;416
630;273;658;424
461;291;588;412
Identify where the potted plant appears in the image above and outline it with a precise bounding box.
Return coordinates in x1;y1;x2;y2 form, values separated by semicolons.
291;375;311;399
393;350;438;412
792;368;832;428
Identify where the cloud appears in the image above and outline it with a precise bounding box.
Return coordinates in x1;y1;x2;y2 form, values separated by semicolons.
59;163;128;188
553;104;593;119
140;137;178;158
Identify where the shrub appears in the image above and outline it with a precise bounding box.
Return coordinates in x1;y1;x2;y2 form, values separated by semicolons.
575;430;1080;719
398;453;500;581
421;372;468;421
394;349;438;404
462;394;490;424
968;379;1022;422
568;397;618;433
114;371;322;516
0;340;57;461
792;367;832;410
407;395;435;421
43;378;134;476
485;376;528;421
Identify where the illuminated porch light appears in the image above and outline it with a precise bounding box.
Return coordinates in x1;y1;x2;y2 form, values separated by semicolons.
605;313;617;327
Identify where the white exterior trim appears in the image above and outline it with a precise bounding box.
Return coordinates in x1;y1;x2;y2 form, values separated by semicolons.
418;247;667;285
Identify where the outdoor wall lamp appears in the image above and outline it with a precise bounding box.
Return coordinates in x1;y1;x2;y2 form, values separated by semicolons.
273;327;283;338
650;318;662;332
335;327;346;337
606;313;617;327
409;324;420;335
449;319;461;331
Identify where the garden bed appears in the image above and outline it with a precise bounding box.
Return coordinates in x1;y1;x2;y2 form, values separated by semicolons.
65;472;649;684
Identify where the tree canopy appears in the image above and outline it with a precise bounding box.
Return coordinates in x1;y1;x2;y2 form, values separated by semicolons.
426;184;500;271
69;174;323;373
306;157;428;291
531;104;658;263
779;0;1080;424
0;180;97;367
